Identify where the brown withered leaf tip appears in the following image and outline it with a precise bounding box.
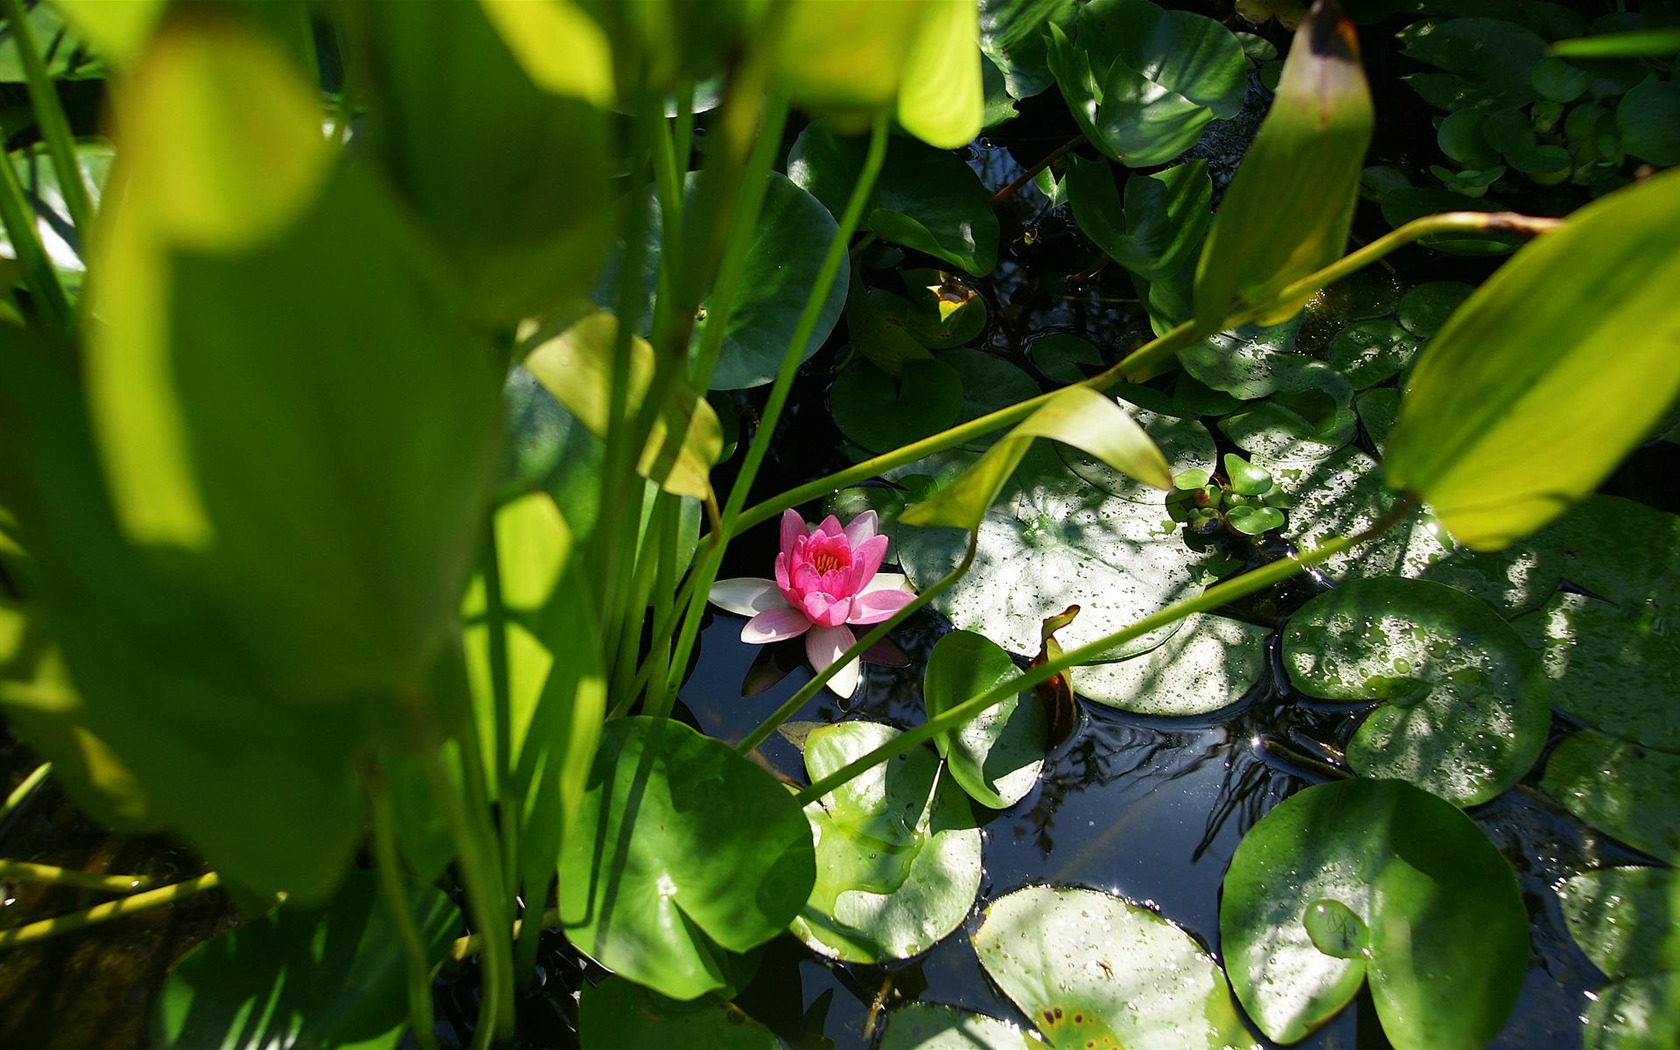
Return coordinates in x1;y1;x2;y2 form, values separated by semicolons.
1031;604;1081;748
1306;0;1362;63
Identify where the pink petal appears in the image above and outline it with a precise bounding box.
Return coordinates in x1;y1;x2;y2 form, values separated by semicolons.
709;578;786;617
779;509;805;559
806;624;861;698
845;534;889;594
742;606;812;644
843;511;879;547
849;587;916;624
774;552;791;594
801;592;852;628
814;514;844;538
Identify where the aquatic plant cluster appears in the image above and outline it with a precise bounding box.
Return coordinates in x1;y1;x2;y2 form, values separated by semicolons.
0;0;1678;1048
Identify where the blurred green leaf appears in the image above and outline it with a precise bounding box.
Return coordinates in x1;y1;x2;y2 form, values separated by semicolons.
1384;168;1680;549
898;0;983;149
1552;27;1680;59
0;0;102;80
1194;0;1373;328
477;0;613;104
49;0;164;68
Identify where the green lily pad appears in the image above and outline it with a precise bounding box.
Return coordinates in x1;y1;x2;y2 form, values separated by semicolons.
1541;731;1680;865
894;444;1202;660
830;357;964;453
1221;778;1528;1047
974;884;1257;1049
1618;80;1680;166
1047;0;1247;168
1065;154;1211;280
1395;283;1474;339
1355;387;1399;454
1176;320;1310;400
605;171;847;390
1218;385;1357;466
577;975;780;1050
1074;613;1269;715
1057;402;1216;504
1307;268;1407;326
1555;495;1680;610
788;123;999;274
1270;447;1565;615
1512;592;1680;754
924;630;1046;810
1584;975;1680;1050
559;717;816;1001
790;722;982;964
877;270;990;349
879;1003;1034;1049
1283;577;1551;805
1559;867;1680;980
1328;320;1423;390
1029;331;1104;384
1379;188;1520;256
944;348;1043;448
1398;17;1547;113
152;870;459;1050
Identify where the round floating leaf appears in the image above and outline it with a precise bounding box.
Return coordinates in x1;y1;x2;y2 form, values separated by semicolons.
1074;613;1269;715
1398;17;1546;112
1379;188;1519;255
1396;280;1473;338
831;357;964;453
883;270;990;348
559;717;816;1001
1554;494;1680;610
879;1003;1034;1050
1583;975;1680;1050
1029;331;1105;384
1309;268;1406;326
790;722;982;963
1355;387;1398;454
975;884;1257;1050
1559;867;1680;980
943;348;1042;448
1541;731;1680;865
896;445;1202;660
924;630;1045;809
1177;320;1308;400
1220;778;1528;1048
1618;80;1680;166
1048;0;1247;168
1065;155;1212;280
1219;386;1356;466
1270;447;1565;615
1225;504;1286;535
152;870;459;1050
1058;402;1216;504
1283;577;1550;805
1328;320;1423;389
1513;592;1680;754
788;123;999;274
577;975;780;1050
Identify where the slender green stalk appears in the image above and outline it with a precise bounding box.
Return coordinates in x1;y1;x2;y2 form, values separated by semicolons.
0;0;94;237
1;761;50;825
476;525;519;899
368;769;439;1050
659;114;892;713
0;128;71;330
793;497;1420;807
0;872;221;950
450;907;562;963
0;859;154;893
736;535;978;756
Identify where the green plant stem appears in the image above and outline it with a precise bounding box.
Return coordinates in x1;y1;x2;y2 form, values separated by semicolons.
731;318;1204;537
1;761;50;825
367;768;438;1050
0;859;154;893
409;709;511;1049
736;534;978;756
658;113;891;714
989;134;1083;208
0;872;221;951
0;0;94;238
0;126;71;331
450;907;562;963
793;497;1419;807
476;525;520;900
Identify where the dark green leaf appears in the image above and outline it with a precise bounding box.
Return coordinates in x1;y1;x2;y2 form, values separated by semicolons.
1618;80;1680;166
577;975;781;1049
924;631;1045;809
1558;867;1680;980
830;357;964;453
1398;18;1547;112
1541;731;1680;865
1066;155;1211;280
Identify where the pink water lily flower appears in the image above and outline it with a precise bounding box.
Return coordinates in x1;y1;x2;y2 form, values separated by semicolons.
709;509;916;697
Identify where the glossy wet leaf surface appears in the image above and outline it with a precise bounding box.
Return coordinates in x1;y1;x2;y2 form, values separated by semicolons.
1541;731;1680;865
559;717;815;1000
878;1002;1033;1049
153;870;459;1050
790;722;982;964
1513;592;1680;754
1583;974;1680;1050
1057;402;1216;505
1220;778;1528;1048
923;630;1045;809
1283;577;1550;805
1074;613;1268;715
893;445;1201;659
974;884;1256;1049
1558;866;1680;981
